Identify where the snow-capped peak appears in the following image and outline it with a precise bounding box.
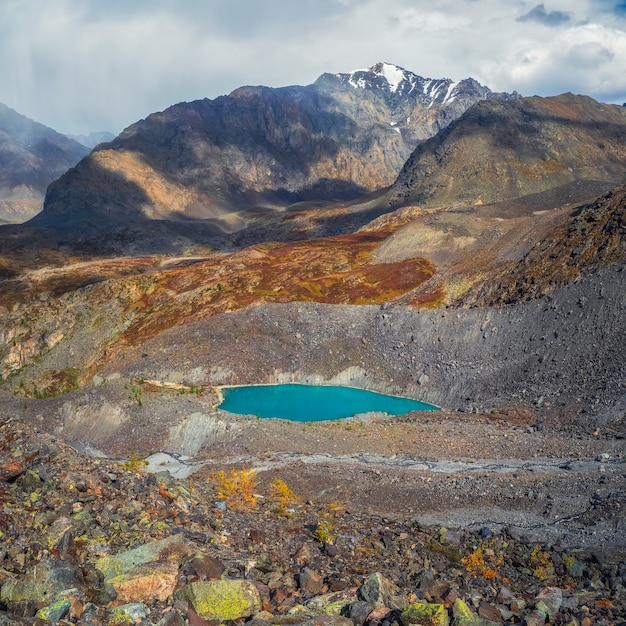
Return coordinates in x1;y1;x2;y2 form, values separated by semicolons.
341;62;414;93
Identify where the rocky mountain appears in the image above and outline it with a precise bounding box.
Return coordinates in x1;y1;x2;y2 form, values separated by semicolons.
0;103;89;223
31;63;517;237
388;93;626;208
321;62;519;143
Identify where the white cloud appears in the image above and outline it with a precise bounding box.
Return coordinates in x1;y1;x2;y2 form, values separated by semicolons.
0;0;624;135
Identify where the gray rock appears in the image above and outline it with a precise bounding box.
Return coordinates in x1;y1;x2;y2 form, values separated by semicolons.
357;573;394;608
534;587;562;622
349;601;374;626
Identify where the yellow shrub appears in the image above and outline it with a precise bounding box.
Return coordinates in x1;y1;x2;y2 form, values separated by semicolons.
269;478;300;515
462;545;503;580
529;545;554;580
210;467;258;510
120;455;148;473
314;519;336;544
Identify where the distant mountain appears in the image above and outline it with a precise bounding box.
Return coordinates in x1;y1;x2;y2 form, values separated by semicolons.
388;93;626;208
32;63;518;237
67;131;116;149
0;103;89;223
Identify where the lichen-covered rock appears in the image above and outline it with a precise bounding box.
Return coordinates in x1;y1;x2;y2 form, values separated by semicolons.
357;572;394;608
303;589;357;616
452;599;499;626
105;560;181;605
401;601;449;626
173;579;262;620
0;559;85;617
107;602;149;625
95;534;189;581
35;599;71;622
96;535;189;604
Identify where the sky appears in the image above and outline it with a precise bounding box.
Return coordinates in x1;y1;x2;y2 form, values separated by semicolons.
1;0;625;136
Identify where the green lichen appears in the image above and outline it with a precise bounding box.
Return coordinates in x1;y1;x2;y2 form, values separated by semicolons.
35;599;71;622
175;580;261;620
401;601;449;626
107;608;134;625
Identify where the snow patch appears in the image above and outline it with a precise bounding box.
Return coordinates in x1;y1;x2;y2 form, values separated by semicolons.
375;63;407;93
442;81;459;105
349;76;369;89
343;63;409;93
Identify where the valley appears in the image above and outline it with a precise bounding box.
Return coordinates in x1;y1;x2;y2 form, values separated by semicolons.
0;65;625;624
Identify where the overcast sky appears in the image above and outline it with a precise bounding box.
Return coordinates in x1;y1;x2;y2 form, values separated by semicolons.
1;0;625;135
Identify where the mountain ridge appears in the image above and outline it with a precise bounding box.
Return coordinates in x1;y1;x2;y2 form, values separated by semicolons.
30;63;519;239
388;93;626;209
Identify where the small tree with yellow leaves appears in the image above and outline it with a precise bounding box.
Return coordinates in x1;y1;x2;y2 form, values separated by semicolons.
209;467;258;510
268;478;300;517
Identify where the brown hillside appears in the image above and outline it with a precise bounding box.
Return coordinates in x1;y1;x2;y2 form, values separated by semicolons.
389;94;626;208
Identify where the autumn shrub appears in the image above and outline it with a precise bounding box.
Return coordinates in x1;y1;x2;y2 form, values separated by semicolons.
209;467;258;510
314;518;337;544
120;454;149;473
462;545;503;580
269;478;300;516
529;545;554;580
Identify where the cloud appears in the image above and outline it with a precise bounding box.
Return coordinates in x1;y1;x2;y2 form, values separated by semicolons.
517;3;571;26
0;0;624;135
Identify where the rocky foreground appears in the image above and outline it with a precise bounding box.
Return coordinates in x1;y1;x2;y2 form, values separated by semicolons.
1;414;625;626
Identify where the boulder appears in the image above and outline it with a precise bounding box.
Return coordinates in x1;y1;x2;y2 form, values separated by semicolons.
173;579;262;620
452;599;500;626
401;601;449;626
0;559;85;617
96;534;190;604
534;588;562;623
300;568;324;595
358;573;394;607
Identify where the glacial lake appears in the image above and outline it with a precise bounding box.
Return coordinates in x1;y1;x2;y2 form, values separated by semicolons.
218;384;439;422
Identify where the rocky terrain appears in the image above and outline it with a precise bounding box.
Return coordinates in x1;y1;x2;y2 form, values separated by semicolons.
0;103;88;224
0;402;624;625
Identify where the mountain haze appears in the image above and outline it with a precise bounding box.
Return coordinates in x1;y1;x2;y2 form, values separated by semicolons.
0;103;88;223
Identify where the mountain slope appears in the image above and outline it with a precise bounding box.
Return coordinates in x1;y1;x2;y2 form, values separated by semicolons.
464;184;626;305
388;93;626;208
31;63;517;237
0;103;89;223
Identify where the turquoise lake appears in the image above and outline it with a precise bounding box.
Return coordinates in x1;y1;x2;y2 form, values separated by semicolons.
218;384;439;422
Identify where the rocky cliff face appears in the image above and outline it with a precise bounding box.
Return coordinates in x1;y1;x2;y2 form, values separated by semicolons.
0;103;88;223
32;63;517;235
388;94;626;208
